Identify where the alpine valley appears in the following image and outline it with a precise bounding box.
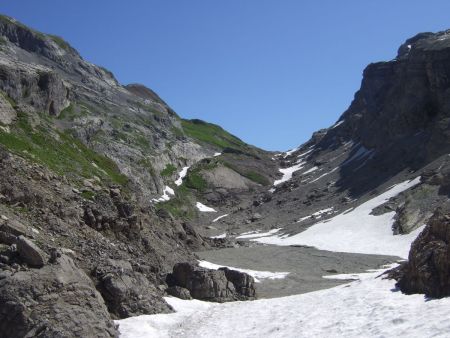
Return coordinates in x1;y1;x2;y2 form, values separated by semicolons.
0;14;450;338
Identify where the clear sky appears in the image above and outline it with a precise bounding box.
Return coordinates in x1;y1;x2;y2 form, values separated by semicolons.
1;1;450;150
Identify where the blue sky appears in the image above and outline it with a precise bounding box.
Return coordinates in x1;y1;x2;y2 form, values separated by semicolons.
2;1;450;150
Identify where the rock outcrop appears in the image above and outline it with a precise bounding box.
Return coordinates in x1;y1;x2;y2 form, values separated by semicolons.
167;262;256;302
0;254;117;338
393;208;450;298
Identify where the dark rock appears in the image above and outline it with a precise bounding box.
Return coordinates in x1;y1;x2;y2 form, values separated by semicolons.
94;259;171;318
394;208;450;297
220;267;256;298
166;285;192;299
167;262;255;302
0;254;117;337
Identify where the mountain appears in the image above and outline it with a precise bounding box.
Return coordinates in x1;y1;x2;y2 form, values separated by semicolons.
1;14;450;337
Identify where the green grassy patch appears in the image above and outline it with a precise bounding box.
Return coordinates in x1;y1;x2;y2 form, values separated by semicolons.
156;185;196;219
223;161;270;186
81;190;96;200
0;112;127;186
160;163;177;177
181;119;248;151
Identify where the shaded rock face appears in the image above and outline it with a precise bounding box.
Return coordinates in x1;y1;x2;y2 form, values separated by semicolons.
167;262;256;302
395;208;450;298
0;254;117;338
94;259;172;319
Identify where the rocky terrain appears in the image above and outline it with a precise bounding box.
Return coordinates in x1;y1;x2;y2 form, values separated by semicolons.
1;13;450;338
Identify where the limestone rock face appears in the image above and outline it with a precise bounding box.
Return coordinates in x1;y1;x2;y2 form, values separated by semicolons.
0;255;117;338
0;94;15;125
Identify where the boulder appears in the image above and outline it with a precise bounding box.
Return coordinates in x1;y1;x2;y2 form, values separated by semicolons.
16;235;47;268
166;286;192;299
94;259;171;318
0;254;117;337
394;208;450;297
167;262;256;302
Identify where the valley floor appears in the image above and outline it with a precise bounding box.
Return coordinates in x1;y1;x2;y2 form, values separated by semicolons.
116;177;446;337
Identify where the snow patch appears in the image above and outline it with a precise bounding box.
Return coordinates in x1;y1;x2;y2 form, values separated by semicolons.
237;228;282;239
174;166;189;186
196;202;217;212
302;166;319;175
257;177;422;258
331;120;345;128
213;152;222;157
152;186;175;203
212;214;229;222
210;233;227;239
117;264;450;338
273;161;305;186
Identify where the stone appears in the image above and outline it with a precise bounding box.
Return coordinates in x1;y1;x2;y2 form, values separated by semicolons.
16;236;47;268
0;254;117;337
1;219;29;237
167;262;256;302
393;208;450;297
166;286;192;300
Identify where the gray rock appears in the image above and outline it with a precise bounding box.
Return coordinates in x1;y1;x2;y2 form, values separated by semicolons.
0;254;117;337
16;235;47;268
167;262;255;302
166;285;192;299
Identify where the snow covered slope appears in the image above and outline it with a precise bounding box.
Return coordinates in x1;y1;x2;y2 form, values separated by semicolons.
117;265;450;338
256;177;423;258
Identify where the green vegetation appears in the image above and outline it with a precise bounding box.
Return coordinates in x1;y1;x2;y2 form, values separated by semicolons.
223;161;270;186
156;185;196;219
57;103;89;120
184;172;208;191
48;35;71;51
81;190;96;200
0;91;16;108
160;163;177;177
181;119;248;151
242;170;270;186
0;112;127;185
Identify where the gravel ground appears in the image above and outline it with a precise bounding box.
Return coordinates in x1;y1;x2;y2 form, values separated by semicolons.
196;244;398;298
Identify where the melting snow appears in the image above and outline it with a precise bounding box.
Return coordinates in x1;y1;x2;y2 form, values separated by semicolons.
273;161;305;186
116;264;450;338
210;233;227;239
302;166;319;175
256;177;423;258
196;202;217;212
198;260;289;283
309;167;339;183
236;228;282;239
152;186;175;203
213;152;222;157
342;144;375;166
212;214;229;223
297;207;334;223
174;166;190;186
331;120;345;129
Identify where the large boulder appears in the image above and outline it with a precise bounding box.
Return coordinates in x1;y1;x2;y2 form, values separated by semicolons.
94;259;171;318
394;208;450;297
0;254;117;337
167;262;256;302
